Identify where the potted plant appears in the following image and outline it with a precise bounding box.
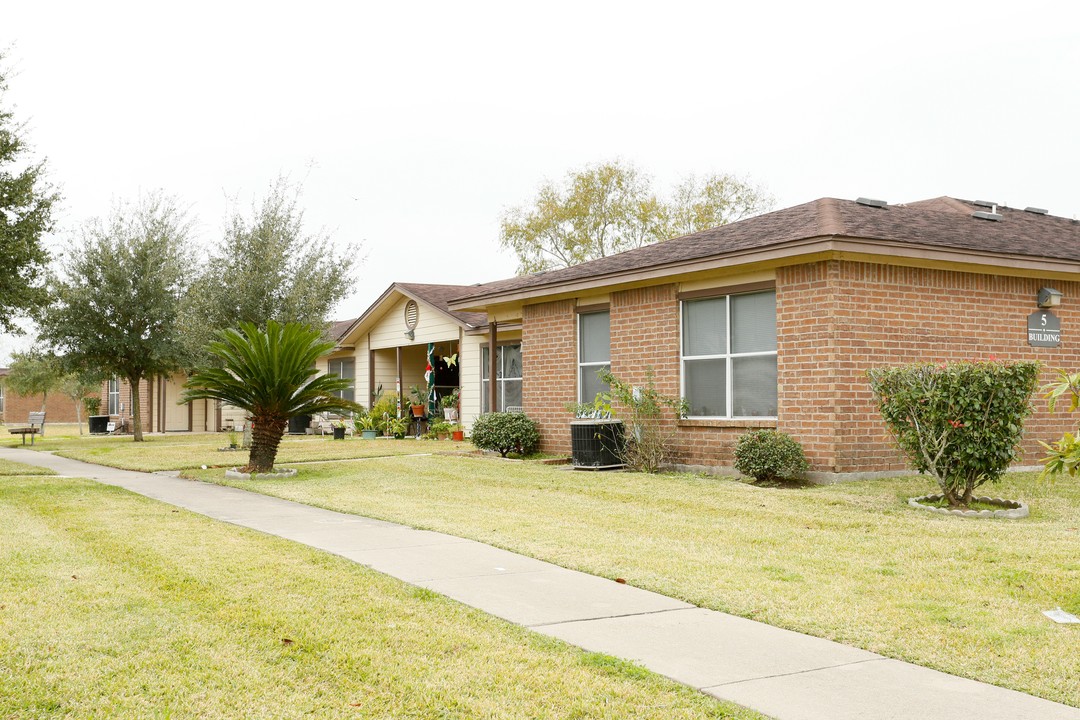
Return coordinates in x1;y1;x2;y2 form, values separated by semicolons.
332;418;347;440
451;424;465;442
429;419;453;440
388;415;410;439
408;384;429;418
228;430;239;449
440;388;460;422
354;413;379;440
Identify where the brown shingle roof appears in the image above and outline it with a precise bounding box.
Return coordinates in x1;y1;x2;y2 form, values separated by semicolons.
329;318;355;341
395;283;488;328
450;197;1080;307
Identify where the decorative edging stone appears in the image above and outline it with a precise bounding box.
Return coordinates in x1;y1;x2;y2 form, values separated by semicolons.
224;467;298;480
907;493;1028;519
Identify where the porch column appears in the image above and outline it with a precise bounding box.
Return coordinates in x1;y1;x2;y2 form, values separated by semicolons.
396;346;403;416
488;321;498;413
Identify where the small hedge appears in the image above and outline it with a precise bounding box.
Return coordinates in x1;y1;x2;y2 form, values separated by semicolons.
734;430;809;482
470;412;540;458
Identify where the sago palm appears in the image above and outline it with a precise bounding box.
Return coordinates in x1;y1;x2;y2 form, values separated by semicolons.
182;320;358;472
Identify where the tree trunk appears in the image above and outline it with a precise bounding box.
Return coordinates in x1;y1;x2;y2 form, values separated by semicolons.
75;399;83;436
129;373;144;441
247;418;286;473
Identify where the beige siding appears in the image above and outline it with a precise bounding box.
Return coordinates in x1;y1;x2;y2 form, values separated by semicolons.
460;333;485;429
162;375;189;431
370;297;461;349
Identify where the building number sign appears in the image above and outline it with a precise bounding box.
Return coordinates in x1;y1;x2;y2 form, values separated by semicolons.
1028;310;1061;348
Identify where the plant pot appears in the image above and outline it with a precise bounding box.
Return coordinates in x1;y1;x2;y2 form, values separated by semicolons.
333;427;346;440
411;405;426;417
361;429;378;440
451;430;465;441
570;419;625;469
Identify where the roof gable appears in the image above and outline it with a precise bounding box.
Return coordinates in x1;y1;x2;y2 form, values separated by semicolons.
336;282;486;347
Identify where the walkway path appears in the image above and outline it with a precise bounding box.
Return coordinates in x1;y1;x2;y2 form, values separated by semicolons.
4;446;1077;720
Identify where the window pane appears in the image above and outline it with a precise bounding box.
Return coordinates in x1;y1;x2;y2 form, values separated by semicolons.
481;347;489;380
502;379;522;410
685;358;726;416
683;297;726;356
503;344;522;379
481;379;490;413
579;311;610;363
732;356;778;417
731;292;776;353
339;359;355;380
580;364;610;404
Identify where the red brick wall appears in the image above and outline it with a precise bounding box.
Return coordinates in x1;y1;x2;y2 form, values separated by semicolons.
1;389;99;424
804;260;1080;473
520;259;1080;477
522;300;577;453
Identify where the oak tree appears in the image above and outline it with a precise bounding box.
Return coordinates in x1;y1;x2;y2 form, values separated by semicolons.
500;161;774;274
0;59;59;333
39;193;194;441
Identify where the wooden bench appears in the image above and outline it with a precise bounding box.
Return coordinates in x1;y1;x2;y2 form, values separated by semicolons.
9;411;46;445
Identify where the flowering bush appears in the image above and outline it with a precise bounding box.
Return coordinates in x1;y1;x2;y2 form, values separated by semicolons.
867;360;1040;507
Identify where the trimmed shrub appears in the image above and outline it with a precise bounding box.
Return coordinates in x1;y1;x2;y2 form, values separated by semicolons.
471;412;540;457
868;359;1040;508
734;430;809;482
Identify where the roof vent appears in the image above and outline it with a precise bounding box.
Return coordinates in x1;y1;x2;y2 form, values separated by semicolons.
973;199;998;209
855;197;887;208
972;210;1003;222
1024;206;1049;215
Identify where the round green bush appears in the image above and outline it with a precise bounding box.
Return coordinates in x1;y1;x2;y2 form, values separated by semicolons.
470;412;541;458
734;430;809;482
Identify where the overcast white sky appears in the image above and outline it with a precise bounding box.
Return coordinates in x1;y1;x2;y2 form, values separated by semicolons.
2;1;1079;363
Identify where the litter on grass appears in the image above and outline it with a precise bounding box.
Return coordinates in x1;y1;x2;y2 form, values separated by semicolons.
1042;608;1080;624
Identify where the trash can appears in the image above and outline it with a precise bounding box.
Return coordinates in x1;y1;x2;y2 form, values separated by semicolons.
570;419;625;469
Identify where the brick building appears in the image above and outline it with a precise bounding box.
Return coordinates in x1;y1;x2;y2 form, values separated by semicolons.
447;197;1080;481
0;367;96;425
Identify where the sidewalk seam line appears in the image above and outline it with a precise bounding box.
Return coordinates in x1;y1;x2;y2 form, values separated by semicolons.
702;657;887;689
529;606;692;628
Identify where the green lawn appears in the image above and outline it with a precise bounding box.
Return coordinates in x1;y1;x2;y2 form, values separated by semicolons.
2;426;473;472
188;457;1080;707
0;474;760;719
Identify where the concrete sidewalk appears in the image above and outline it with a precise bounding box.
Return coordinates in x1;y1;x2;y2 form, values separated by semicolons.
4;446;1077;720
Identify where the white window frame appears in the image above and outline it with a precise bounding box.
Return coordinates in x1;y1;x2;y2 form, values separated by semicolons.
327;357;355;404
481;343;522;413
577;310;611;403
680;290;777;419
108;378;121;415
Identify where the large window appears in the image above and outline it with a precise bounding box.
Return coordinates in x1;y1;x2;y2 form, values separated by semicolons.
328;358;355;403
681;290;777;418
482;344;522;412
107;378;120;415
578;310;610;402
